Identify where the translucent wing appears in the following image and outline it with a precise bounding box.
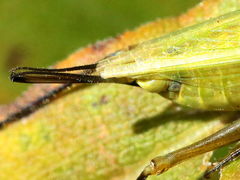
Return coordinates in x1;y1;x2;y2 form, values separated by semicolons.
97;10;240;90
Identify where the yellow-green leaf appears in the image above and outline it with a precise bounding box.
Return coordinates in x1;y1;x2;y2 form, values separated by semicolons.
1;0;240;180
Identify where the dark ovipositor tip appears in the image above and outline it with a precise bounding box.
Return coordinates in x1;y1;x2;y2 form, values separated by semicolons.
10;71;25;83
10;71;17;82
136;173;148;180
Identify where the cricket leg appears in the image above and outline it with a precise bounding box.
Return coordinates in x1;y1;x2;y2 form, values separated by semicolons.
204;146;240;178
137;119;240;180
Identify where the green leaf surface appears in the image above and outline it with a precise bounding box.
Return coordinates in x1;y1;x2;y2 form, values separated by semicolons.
0;84;234;180
0;0;240;180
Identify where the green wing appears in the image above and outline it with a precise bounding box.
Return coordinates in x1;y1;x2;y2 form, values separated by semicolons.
97;10;240;90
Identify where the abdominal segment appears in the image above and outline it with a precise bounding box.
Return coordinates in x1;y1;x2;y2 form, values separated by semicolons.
173;82;240;111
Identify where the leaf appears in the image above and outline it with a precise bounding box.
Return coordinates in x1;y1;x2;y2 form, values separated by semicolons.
221;158;240;180
1;0;240;180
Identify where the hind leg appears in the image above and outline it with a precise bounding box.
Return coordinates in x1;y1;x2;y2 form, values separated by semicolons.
137;119;240;180
204;145;240;178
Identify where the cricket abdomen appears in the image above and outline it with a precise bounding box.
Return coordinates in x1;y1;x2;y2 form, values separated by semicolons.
137;67;240;111
137;79;240;110
172;75;240;111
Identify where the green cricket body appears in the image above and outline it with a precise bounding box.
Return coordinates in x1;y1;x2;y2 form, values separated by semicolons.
137;63;240;110
95;10;240;110
10;10;240;180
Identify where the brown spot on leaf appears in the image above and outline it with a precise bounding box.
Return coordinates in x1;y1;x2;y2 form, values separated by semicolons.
100;95;109;105
91;38;116;52
127;44;138;51
91;95;109;108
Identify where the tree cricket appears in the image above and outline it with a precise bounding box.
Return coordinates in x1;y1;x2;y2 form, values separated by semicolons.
10;10;240;180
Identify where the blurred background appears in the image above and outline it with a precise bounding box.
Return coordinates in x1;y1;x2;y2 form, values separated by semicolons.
0;0;199;104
